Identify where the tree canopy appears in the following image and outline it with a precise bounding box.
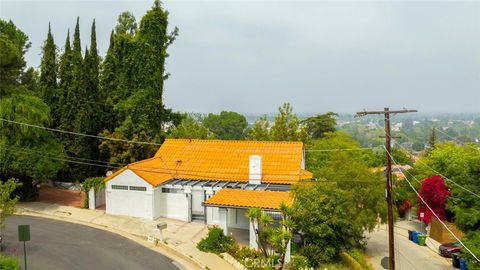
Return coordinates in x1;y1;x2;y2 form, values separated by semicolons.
203;111;247;140
0;19;64;199
303;112;337;139
248;103;308;142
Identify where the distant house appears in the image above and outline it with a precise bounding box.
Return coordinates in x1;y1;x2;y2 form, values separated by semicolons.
104;139;312;247
371;164;412;179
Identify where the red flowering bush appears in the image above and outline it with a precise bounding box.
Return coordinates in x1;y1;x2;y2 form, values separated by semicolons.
398;200;413;218
417;175;450;224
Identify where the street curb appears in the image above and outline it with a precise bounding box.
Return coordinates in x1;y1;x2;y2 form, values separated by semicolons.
15;207;204;270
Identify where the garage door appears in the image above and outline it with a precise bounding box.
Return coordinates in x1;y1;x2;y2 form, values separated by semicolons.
106;186;152;219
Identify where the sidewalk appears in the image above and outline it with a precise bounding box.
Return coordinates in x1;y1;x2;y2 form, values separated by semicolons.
16;202;236;270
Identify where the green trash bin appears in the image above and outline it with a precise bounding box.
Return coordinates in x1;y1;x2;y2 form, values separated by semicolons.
418;234;427;246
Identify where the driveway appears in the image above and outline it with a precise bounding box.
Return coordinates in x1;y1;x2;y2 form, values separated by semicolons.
366;223;452;270
2;215;180;270
39;186;85;208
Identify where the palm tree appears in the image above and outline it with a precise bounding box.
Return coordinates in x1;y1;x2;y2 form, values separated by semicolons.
246;208;268;257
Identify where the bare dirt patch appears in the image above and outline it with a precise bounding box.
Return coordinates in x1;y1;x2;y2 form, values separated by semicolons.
39;186;85;208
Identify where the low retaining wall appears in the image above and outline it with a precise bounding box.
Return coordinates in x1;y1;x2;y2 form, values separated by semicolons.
221;253;245;270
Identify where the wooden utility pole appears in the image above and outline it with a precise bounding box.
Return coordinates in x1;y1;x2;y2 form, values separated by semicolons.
356;108;417;270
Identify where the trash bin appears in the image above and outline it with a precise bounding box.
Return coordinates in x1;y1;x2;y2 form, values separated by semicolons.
412;231;419;243
417;234;426;246
452;253;460;268
408;230;413;241
459;258;467;270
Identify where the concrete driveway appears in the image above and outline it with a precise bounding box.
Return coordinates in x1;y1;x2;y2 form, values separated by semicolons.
366;223;452;270
2;215;180;270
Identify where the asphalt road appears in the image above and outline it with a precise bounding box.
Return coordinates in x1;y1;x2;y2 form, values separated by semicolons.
366;226;452;270
1;215;180;270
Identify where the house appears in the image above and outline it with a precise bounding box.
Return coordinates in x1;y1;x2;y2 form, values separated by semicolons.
104;139;312;247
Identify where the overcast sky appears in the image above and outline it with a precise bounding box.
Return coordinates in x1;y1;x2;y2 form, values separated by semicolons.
2;0;479;114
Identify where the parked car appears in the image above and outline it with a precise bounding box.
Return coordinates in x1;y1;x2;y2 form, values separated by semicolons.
439;242;462;257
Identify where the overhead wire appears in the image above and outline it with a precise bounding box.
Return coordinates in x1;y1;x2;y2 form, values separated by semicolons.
385;147;480;263
0;118;161;146
2;145;383;184
392;134;480;199
1;117;379;153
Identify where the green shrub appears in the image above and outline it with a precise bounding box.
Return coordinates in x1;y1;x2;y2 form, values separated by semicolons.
340;251;363;270
462;231;480;270
285;255;312;270
347;249;373;270
0;254;21;270
82;177;105;208
197;226;236;254
299;243;335;268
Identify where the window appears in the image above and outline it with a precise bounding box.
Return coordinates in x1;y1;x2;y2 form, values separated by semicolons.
162;188;182;193
129;186;147;191
111;185;128;190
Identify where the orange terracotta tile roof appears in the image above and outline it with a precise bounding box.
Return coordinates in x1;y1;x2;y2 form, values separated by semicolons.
204;189;293;210
105;139;312;186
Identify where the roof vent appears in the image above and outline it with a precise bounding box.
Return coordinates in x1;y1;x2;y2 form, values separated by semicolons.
249;155;262;185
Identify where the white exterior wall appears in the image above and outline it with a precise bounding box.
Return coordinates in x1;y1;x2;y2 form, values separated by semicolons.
152;187;163;219
105;169;154;220
157;192;189;221
206;206;220;225
227;208;249;229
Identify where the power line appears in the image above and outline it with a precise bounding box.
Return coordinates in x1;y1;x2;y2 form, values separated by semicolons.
357;107;417;270
433;127;479;144
305;148;374;152
0;118;160;146
392;138;480;199
433;127;461;142
386;149;480;263
1;118;379;153
3;147;118;169
0;144;120;166
2;146;384;185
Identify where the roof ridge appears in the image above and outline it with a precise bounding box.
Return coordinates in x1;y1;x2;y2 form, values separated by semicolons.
164;138;304;145
128;157;157;167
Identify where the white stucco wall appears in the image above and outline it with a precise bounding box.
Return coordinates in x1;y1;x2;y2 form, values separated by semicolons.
206;206;220;225
152;187;163;219
157;192;189;221
105;169;154;220
227;208;249;230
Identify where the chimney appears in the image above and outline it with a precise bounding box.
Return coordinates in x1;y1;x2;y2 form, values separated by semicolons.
249;155;262;185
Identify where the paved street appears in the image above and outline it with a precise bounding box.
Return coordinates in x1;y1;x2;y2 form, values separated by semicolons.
366;223;453;270
2;215;180;270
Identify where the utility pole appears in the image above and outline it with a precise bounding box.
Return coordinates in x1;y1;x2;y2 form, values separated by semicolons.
356;107;417;270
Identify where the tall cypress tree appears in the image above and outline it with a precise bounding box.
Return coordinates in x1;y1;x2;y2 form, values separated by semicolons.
58;29;73;133
97;30;117;134
39;23;59;126
117;0;178;139
85;20;102;134
58;30;72;90
63;16;83;133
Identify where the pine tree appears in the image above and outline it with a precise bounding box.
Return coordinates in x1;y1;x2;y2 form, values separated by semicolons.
39;23;59;126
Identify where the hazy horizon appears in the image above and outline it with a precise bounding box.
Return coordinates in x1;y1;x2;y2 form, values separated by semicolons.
2;0;479;114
